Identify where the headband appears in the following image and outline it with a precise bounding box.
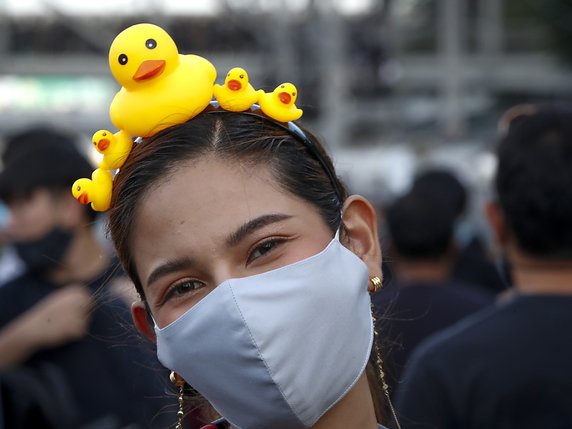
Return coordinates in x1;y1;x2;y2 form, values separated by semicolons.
72;22;340;212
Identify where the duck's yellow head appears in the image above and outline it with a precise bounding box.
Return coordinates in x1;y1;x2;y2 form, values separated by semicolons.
225;67;249;91
72;178;93;205
109;23;179;90
273;83;298;106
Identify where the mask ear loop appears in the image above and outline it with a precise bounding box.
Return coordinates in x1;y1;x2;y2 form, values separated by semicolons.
334;227;341;241
371;303;402;429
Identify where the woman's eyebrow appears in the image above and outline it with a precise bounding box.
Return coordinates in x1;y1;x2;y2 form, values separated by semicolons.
226;213;292;247
146;257;195;288
146;214;291;287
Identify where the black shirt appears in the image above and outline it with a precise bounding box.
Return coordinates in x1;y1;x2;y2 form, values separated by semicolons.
452;237;509;294
0;263;169;428
395;294;572;429
372;279;493;390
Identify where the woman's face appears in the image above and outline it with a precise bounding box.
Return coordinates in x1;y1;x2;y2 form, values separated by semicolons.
132;155;334;328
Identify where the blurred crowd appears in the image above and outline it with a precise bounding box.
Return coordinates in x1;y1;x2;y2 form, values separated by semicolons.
3;0;572;426
375;104;572;428
0;7;572;418
0;102;571;427
0;128;173;428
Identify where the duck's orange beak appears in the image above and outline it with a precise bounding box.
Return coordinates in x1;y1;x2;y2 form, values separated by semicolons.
97;139;110;152
278;92;291;105
133;60;166;82
78;192;89;205
227;80;242;91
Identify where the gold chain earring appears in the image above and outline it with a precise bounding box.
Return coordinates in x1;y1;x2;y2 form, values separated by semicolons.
370;304;402;429
368;276;382;293
170;371;186;429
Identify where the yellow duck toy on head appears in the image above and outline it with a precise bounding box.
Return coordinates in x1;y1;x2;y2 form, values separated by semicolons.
72;169;113;212
258;82;303;123
91;130;130;170
93;22;217;170
214;67;260;112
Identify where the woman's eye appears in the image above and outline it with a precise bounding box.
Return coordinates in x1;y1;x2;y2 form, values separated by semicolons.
165;279;203;301
247;239;284;264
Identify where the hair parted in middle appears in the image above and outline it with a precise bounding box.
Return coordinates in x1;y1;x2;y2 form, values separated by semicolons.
108;111;347;298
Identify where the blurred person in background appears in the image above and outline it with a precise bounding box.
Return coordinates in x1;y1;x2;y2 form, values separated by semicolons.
373;191;492;392
411;169;508;294
395;104;572;429
0;200;24;286
0;126;169;429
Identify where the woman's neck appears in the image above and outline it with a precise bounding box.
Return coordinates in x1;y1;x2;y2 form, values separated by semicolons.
312;372;379;429
509;248;572;295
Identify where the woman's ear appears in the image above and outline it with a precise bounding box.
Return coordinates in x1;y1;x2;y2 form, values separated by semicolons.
341;195;383;280
131;301;156;342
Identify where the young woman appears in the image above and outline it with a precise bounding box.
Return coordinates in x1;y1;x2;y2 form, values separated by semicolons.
106;108;394;429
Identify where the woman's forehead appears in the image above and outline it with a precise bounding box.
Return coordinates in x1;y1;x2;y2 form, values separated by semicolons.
132;158;304;248
140;158;280;218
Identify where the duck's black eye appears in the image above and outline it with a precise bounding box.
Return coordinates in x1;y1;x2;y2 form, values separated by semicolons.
76;186;81;191
146;39;157;49
292;92;296;96
240;74;244;79
118;54;128;65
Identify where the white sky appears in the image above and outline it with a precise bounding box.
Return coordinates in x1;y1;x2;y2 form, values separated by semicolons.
2;0;220;16
1;0;377;16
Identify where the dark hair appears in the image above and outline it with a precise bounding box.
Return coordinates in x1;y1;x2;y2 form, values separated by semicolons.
386;192;454;260
495;103;572;258
108;111;347;298
0;126;97;221
411;168;467;219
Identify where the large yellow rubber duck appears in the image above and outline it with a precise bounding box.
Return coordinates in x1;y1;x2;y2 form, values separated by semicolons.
214;67;260;112
72;168;113;212
258;83;303;122
92;23;217;168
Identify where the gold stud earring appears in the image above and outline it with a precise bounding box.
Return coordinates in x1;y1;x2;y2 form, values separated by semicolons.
368;276;382;293
170;371;185;429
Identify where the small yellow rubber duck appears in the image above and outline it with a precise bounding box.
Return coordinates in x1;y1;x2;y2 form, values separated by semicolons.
214;67;260;112
71;168;113;212
92;129;133;170
91;23;217;169
258;83;303;123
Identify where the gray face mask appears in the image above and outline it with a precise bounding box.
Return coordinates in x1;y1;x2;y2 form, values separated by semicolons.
154;234;373;429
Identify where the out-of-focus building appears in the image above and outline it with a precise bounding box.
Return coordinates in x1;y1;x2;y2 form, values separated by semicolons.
1;0;571;207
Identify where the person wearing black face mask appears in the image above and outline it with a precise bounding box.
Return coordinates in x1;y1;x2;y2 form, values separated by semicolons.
0;126;170;429
12;227;74;275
